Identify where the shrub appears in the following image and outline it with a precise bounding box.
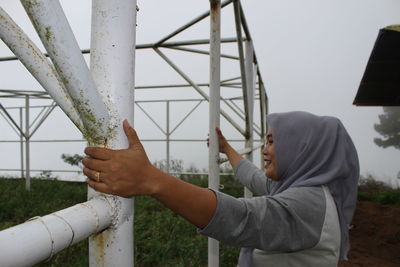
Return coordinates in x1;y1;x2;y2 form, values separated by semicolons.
357;174;400;207
377;190;400;206
358;174;393;192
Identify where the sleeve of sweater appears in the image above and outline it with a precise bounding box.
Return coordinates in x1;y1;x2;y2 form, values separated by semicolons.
198;186;326;252
234;159;270;195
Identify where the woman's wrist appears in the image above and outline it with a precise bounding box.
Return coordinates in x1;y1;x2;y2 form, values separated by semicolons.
148;169;217;228
225;146;243;169
144;166;169;197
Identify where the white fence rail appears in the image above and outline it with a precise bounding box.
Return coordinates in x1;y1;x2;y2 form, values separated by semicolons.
0;196;116;267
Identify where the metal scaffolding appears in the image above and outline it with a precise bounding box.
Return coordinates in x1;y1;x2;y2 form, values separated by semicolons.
0;0;268;266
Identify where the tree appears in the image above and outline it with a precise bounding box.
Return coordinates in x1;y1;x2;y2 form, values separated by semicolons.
61;153;84;168
374;107;400;149
152;159;184;174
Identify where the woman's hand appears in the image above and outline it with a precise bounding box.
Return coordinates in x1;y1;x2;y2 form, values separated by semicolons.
82;120;159;198
83;120;217;228
207;127;231;154
208;127;243;169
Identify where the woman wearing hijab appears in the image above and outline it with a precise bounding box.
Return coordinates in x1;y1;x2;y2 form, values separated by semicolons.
82;111;359;267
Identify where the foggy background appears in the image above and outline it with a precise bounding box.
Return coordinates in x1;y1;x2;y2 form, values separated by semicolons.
0;0;399;186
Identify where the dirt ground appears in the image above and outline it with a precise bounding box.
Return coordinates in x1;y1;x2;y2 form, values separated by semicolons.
338;201;400;267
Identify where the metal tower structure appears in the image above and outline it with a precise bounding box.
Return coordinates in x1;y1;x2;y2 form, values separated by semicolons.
0;0;268;266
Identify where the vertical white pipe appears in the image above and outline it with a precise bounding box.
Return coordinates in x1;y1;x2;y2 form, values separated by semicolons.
259;78;267;172
166;101;170;173
0;7;83;131
90;0;136;266
244;40;254;198
20;0;111;145
233;0;250;138
209;1;221;266
25;95;30;191
19;107;24;179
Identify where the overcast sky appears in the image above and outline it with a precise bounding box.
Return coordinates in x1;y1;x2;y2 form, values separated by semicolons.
0;0;399;186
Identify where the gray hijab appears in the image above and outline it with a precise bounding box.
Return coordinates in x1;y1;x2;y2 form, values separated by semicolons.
266;111;359;261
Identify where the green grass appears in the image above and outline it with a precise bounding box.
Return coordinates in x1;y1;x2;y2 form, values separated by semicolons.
358;190;400;207
0;178;88;267
3;174;398;266
0;176;241;267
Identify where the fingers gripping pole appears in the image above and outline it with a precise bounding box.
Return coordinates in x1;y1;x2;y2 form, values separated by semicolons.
0;7;83;131
20;0;114;145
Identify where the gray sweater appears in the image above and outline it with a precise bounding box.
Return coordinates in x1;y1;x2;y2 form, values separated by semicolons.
199;159;340;266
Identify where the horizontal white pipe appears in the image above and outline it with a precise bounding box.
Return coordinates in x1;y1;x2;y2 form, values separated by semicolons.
20;0;113;145
0;94;259;105
0;7;83;131
0;196;115;267
0;138;262;143
0;168;82;173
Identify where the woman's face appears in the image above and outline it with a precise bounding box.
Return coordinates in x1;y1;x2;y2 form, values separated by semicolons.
262;129;278;180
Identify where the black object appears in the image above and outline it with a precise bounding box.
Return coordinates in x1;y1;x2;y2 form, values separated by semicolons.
353;25;400;106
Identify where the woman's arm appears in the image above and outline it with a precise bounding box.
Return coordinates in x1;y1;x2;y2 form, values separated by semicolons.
200;187;326;251
82;120;216;228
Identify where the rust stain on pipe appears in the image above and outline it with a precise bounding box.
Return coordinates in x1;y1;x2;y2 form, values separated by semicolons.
210;1;220;26
93;233;105;267
210;0;220;11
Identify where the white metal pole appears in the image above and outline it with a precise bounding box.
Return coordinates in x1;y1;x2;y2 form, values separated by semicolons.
25;95;30;191
0;196;114;267
166;101;170;173
208;1;221;266
0;6;83;131
244;40;255;198
20;0;111;145
233;0;250;139
19;107;24;179
89;0;136;266
259;76;267;172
